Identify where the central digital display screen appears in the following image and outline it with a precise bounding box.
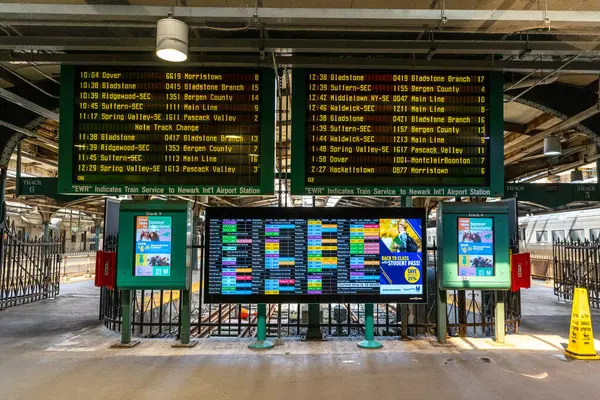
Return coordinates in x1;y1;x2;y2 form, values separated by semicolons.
204;208;426;303
134;216;172;277
457;217;494;277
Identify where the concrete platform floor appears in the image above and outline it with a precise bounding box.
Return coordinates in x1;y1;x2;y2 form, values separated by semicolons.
2;281;600;400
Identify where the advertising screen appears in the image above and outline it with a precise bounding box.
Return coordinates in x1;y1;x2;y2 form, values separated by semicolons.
457;217;494;277
204;208;426;303
134;216;173;277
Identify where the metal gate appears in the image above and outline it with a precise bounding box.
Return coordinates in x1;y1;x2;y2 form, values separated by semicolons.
0;219;62;310
99;243;521;339
553;240;600;308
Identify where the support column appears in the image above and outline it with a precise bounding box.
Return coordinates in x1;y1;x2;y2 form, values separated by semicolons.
305;303;324;340
495;291;506;344
400;196;411;340
94;222;100;251
437;273;447;344
111;290;139;348
249;303;274;349
358;303;382;349
43;221;50;242
173;289;197;347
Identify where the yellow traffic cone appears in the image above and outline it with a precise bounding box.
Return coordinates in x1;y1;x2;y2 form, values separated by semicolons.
565;288;599;360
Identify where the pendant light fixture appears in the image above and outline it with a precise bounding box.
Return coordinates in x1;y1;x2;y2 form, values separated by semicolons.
156;12;189;62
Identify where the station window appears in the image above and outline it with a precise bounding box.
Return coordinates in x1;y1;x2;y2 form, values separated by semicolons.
536;231;548;243
569;229;585;242
552;230;566;242
591;229;600;242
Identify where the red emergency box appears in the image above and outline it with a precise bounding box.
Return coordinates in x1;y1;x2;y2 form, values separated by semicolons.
95;251;116;289
511;252;531;292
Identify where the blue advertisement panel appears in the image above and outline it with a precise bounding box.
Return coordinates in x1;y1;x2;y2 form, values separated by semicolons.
379;219;423;295
457;217;494;277
134;216;173;277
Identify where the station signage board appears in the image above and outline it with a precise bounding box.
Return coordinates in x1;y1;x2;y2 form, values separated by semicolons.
291;69;504;197
58;66;275;196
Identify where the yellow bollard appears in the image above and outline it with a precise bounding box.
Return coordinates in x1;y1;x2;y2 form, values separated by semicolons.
565;288;599;360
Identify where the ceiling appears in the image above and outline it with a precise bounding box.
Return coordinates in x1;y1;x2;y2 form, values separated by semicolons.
1;2;600;220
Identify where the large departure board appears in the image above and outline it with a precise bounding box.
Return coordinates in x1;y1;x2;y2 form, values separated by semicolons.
291;69;503;197
204;207;427;303
58;66;275;195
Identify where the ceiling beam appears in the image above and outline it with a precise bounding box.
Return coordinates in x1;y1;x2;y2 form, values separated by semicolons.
504;122;525;134
2;36;600;56
0;5;599;24
0;87;59;121
524;113;554;134
5;52;600;74
504;103;600;165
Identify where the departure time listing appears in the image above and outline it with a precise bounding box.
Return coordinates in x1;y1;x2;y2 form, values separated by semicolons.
303;71;491;188
72;68;264;190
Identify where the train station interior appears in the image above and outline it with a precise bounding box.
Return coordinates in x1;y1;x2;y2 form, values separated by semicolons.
2;1;600;399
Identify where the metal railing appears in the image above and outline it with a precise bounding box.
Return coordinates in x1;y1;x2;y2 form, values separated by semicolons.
0;220;62;310
553;240;600;308
99;244;521;339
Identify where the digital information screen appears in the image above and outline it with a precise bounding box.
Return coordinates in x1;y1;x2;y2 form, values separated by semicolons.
291;69;503;197
58;66;275;195
457;217;494;278
204;208;427;303
134;216;173;277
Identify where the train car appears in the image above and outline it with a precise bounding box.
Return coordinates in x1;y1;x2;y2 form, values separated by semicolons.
518;208;600;279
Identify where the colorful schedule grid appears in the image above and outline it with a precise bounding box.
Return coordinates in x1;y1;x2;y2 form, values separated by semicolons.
206;217;423;298
458;217;494;277
349;223;380;281
265;223;297;294
219;219;253;295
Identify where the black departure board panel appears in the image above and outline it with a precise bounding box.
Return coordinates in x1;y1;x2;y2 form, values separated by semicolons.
58;66;275;195
291;69;503;197
204;207;427;303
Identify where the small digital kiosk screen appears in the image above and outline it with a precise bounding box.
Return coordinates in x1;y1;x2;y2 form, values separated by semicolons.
134;216;173;277
457;217;494;277
204;208;426;303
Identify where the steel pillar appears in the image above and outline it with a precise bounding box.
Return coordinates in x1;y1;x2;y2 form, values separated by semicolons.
111;290;139;348
172;289;197;348
305;303;324;340
495;291;506;344
358;303;382;349
249;304;274;350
